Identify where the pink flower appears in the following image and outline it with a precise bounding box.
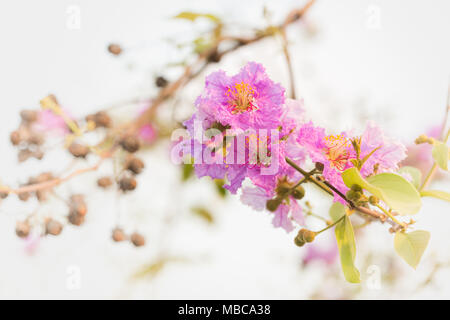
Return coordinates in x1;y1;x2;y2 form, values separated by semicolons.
34;109;70;135
139;124;157;144
302;238;338;266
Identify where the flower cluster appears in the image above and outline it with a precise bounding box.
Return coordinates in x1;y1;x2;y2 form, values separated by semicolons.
176;62;407;232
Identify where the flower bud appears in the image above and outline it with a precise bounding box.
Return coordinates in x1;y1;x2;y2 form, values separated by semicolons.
369;196;379;205
315;162;324;172
292;185;305;200
297;228;316;243
108;43;122;55
68;211;85;226
351;184;362;192
10;131;21;146
155;76;168;88
294;236;305;247
266;197;282;212
97;176;113;188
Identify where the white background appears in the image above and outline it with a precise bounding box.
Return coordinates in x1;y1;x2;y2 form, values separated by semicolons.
0;0;449;299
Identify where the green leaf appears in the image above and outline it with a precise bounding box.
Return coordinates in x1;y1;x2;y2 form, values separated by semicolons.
432;141;449;170
329;202;346;222
335;215;360;283
394;231;430;269
420;190;450;202
191;206;214;224
342;167;422;215
174;12;221;23
398;166;422;190
181;163;194;181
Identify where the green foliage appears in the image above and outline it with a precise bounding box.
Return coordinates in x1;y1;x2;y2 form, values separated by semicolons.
335;214;360;283
329;202;346;222
394;230;430;269
191;206;214;224
174;12;221;23
398;166;422;190
214;179;227;198
432;141;449;170
181;162;194;181
342;168;422;215
420;190;450;202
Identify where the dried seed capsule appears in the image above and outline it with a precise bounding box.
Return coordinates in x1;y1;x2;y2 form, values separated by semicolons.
126;157;145;175
70;194;87;216
119;136;140;153
68;211;85;226
97;177;113;188
119;176;137;192
155;76;168;88
108;43;122;55
20;110;38;123
18;192;30;202
68;143;90;158
112;228;127;242
130;232;145;247
45;219;63;236
15;221;30;238
10;131;22;146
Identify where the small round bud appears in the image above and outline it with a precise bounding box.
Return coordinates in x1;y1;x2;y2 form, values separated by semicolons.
369;196;379;205
207;50;221;63
130;232;145;247
108;43;122;55
112;228;127;242
315;162;324;172
266;198;282;212
155;76;168;88
10;131;22;146
126;157;145;175
294;236;305;247
15;221;30;238
119;136;140;153
351;184;362;192
45;219;63;236
68;143;90;158
70;194;87;216
97;176;113;188
292;185;305;200
119;176;137;192
298;228;316;243
87;111;112;128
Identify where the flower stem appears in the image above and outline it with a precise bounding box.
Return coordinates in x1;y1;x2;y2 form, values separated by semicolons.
316;214;346;235
374;203;406;229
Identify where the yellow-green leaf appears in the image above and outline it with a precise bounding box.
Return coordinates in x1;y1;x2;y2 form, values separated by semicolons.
329;202;346;222
432;141;449;170
394;230;430;269
342;168;422;215
420;190;450;202
174;12;221;23
335;215;360;283
398;166;422;190
191;206;214;224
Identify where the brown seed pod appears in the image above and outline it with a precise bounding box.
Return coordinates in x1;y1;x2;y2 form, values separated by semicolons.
97;176;113;188
112;228;127;242
68;211;85;226
130;232;145;247
27;134;44;146
18;192;30;202
119;136;140;153
0;191;8;199
155;76;168;88
126;157;145;175
15;221;31;238
108;43;122;55
18;149;33;162
86;111;112;128
70;194;87;216
68;143;90;158
20;110;38;123
10;131;22;146
119;176;137;192
45;219;63;236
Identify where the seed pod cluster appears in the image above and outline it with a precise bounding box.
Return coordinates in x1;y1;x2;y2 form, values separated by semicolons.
10;109;46;162
294;228;316;247
20;172;54;202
